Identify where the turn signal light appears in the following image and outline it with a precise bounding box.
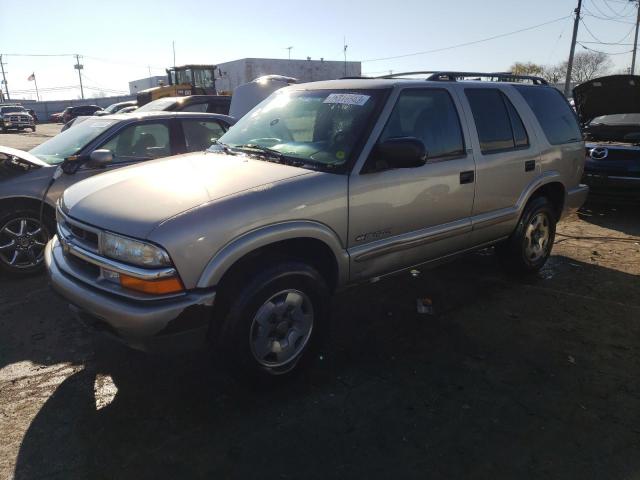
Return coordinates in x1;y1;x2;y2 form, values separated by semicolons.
119;274;184;295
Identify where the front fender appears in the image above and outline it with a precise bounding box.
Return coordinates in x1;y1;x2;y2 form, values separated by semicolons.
196;220;350;289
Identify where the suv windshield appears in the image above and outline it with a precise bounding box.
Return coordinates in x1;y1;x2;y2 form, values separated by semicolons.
1;106;26;114
29;119;117;164
217;89;383;170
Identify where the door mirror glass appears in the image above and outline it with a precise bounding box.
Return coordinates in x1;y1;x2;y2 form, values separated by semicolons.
87;149;113;167
373;137;427;169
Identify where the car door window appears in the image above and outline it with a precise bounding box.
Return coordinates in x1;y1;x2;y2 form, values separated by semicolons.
465;88;531;153
379;88;465;159
182;119;226;152
98;122;171;163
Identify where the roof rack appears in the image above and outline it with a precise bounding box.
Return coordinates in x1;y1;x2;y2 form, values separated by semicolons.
339;76;372;80
375;71;548;85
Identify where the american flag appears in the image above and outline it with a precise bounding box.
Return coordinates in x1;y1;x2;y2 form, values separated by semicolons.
27;73;35;81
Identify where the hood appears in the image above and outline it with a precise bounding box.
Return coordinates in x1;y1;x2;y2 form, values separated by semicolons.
573;75;640;124
0;146;50;168
61;152;313;239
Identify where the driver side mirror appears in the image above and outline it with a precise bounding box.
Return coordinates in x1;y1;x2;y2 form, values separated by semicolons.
372;137;427;170
87;149;113;168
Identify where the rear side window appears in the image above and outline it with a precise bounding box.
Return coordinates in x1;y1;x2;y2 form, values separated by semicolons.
514;86;581;145
380;89;465;159
465;88;529;154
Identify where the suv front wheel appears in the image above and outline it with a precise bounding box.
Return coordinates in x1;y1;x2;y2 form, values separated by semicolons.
216;260;330;380
499;196;557;273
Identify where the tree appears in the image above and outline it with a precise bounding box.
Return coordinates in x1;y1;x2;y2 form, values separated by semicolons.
510;62;545;76
540;64;567;85
561;51;612;83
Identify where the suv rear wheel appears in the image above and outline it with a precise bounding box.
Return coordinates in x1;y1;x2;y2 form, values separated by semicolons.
499;196;557;273
215;260;330;380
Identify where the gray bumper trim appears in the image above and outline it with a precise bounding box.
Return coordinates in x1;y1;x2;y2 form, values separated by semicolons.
46;238;216;340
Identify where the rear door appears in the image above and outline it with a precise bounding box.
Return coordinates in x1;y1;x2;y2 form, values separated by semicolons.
458;86;540;243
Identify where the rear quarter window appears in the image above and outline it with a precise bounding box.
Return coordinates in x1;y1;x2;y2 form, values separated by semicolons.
514;86;582;145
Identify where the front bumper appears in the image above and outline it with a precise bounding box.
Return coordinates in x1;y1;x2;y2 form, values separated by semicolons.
562;184;589;218
45;237;216;352
582;173;640;198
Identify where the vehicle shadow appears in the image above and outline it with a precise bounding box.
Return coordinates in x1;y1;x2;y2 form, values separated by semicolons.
11;252;640;479
578;199;640;237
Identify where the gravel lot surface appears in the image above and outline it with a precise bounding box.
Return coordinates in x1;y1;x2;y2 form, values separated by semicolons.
0;129;638;479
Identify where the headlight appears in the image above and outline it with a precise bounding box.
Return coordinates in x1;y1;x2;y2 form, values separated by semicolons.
102;232;172;267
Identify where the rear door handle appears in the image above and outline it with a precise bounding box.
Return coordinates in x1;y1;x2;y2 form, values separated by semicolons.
460;170;474;184
525;160;536;172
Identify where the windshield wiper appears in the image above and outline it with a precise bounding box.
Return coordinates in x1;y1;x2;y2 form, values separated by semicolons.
231;144;287;162
207;140;238;155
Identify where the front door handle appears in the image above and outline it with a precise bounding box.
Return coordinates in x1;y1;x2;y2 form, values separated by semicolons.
460;170;474;184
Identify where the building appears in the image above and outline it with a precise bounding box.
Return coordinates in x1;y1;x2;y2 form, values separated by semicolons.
128;75;167;95
215;58;361;93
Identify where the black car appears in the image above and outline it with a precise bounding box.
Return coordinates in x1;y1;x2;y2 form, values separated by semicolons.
62;105;103;124
574;75;640;199
135;95;231;115
94;100;137;116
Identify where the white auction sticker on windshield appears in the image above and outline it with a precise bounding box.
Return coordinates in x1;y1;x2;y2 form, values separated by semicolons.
323;93;370;106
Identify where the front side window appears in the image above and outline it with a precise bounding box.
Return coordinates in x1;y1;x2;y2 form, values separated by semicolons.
465;88;530;154
99;122;171;163
182;120;226;152
514;85;581;145
29;118;117;164
218;89;384;171
379;89;465;159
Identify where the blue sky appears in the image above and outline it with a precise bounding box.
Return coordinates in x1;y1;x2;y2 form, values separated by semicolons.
1;0;637;100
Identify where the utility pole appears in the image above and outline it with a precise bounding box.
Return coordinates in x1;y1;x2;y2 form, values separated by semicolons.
74;54;84;99
564;0;583;97
172;41;176;68
343;37;348;76
0;55;10;100
631;0;640;74
286;46;293;60
148;65;153;88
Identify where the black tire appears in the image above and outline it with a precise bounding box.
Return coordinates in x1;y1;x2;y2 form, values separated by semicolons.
0;208;54;276
31;126;36;132
498;196;557;273
214;260;330;382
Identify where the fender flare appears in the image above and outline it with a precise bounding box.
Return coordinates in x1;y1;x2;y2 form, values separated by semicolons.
515;170;564;214
196;220;350;289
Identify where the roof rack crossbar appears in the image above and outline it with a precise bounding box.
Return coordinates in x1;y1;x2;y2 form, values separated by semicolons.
375;71;548;85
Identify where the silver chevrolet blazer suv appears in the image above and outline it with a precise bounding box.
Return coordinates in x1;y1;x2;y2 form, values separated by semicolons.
46;72;588;379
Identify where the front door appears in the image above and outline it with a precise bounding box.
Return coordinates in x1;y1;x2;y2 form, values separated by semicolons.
348;87;476;281
47;120;173;203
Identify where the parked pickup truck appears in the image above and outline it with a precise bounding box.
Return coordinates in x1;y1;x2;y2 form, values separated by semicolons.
46;72;588;380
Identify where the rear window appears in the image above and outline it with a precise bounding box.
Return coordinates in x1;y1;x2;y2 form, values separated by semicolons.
515;86;582;145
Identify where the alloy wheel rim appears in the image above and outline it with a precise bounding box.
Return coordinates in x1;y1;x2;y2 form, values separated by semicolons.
524;212;550;262
249;289;314;369
0;218;48;269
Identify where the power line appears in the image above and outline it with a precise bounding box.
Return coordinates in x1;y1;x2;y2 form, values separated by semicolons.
577;42;634;54
583;10;636;23
361;15;572;63
580;17;636;44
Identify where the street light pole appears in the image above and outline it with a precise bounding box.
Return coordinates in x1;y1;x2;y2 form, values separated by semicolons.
564;0;583;97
